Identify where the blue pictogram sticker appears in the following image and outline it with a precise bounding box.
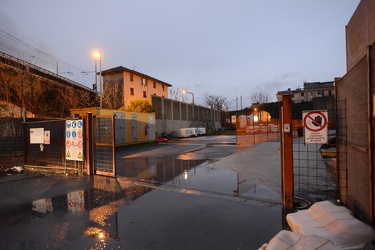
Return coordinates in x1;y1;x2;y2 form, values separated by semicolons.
72;131;77;138
72;121;77;128
66;131;71;138
78;120;83;128
66;121;71;128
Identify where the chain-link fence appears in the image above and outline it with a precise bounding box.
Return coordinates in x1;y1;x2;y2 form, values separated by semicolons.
236;116;280;151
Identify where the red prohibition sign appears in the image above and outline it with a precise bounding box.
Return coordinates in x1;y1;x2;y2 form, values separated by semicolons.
66;140;71;148
78;141;83;148
304;111;327;132
78;131;83;138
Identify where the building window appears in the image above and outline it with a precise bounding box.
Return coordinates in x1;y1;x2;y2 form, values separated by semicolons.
301;92;304;97
130;88;134;95
142;78;147;86
130;74;133;82
153;82;156;88
162;84;165;91
328;90;332;96
143;91;147;98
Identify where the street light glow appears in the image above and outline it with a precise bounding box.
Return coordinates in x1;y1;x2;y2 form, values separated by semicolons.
93;51;102;60
182;90;195;104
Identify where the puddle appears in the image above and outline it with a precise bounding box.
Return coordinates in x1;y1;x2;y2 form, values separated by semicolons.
0;177;152;249
116;156;239;196
0;177;283;249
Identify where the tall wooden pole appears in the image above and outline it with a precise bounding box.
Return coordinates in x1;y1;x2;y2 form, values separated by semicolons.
282;95;294;209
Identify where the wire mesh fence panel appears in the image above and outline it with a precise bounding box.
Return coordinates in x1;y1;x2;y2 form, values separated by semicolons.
24;119;77;171
336;99;347;202
93;116;115;176
0;118;24;169
293;137;337;204
236;116;280;151
291;99;338;205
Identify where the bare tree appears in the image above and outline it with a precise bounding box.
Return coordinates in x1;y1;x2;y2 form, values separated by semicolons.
102;77;124;109
202;92;227;110
250;89;271;122
0;62;35;117
250;88;271;104
169;87;182;101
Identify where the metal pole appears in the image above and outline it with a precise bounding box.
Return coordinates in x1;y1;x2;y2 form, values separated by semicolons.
85;112;93;176
95;61;97;91
99;53;102;109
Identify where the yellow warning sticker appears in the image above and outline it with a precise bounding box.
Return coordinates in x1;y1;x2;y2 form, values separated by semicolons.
78;152;82;158
66;151;71;157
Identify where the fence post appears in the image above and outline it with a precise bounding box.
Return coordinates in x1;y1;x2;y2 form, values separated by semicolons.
282;94;294;209
85;112;93;175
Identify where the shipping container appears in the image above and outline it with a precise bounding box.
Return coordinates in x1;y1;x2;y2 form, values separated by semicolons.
70;108;155;145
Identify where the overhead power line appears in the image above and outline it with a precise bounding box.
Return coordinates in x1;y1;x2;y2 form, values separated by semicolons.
0;29;96;87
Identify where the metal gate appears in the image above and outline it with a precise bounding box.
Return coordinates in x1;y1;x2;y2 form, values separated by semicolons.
23;115;116;177
23;119;80;173
92;115;116;177
281;95;338;209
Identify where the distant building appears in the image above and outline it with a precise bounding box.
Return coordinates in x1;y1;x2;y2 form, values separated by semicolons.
276;81;335;103
101;66;172;108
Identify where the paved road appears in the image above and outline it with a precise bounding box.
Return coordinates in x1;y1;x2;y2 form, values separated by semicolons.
0;136;284;249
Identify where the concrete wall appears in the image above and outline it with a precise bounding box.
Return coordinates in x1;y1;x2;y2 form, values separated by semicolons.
346;0;375;71
152;95;222;136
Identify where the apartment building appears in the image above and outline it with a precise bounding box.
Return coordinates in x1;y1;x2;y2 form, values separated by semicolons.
101;66;172;108
276;81;334;103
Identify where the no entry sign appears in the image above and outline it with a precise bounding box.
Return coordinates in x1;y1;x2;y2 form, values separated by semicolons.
302;111;328;144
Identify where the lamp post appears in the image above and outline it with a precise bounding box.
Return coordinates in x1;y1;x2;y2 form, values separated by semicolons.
182;90;194;104
93;51;102;109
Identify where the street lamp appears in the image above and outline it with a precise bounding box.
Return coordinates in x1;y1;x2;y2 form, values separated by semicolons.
93;51;102;109
182;90;194;104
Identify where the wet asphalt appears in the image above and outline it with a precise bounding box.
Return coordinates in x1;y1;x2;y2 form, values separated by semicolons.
0;137;284;250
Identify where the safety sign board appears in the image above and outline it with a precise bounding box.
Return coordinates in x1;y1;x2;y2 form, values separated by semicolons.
65;119;84;161
30;128;44;144
303;110;328;144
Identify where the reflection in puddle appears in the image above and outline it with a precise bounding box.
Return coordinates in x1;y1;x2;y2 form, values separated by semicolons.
0;177;152;249
117;157;239;196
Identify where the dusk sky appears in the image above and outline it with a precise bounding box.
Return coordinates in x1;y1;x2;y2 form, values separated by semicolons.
0;0;360;110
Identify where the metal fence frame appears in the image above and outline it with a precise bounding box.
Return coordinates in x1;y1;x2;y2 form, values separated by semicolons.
291;98;338;206
0;118;24;169
23;119;80;173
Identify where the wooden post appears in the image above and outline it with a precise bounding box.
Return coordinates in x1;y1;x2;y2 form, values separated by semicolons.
282;95;294;209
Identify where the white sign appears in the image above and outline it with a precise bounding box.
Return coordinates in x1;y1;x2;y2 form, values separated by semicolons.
231;115;237;124
303;111;328;144
65;119;84;161
30;128;44;144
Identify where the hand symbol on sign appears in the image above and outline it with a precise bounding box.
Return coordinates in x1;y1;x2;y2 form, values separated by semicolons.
312;115;322;127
